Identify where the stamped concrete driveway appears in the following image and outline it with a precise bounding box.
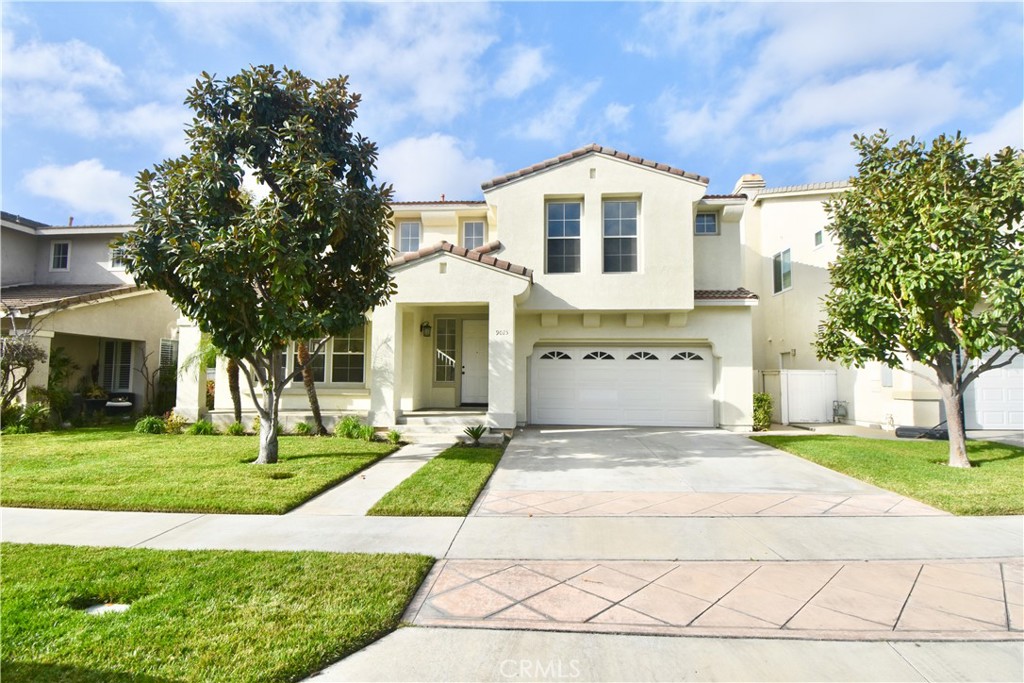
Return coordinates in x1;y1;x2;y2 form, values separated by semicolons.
473;426;944;518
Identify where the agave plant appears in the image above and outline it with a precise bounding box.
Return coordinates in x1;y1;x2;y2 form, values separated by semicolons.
463;424;487;447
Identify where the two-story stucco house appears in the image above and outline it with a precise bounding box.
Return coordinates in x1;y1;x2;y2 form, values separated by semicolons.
1;211;179;412
184;145;759;432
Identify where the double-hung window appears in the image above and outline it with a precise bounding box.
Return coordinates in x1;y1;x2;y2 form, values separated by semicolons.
603;200;638;273
463;221;485;250
773;249;792;293
331;328;365;383
546;201;581;273
101;340;133;392
110;247;125;269
695;213;718;235
291;341;326;382
398;221;421;253
50;241;70;271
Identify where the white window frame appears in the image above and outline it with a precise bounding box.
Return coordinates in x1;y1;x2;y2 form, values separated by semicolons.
462;221;485;250
773;248;792;294
100;339;133;392
433;318;457;384
695;213;719;235
110;246;126;269
546;200;582;274
398;221;421;253
602;199;639;273
280;328;368;388
814;230;824;248
50;241;71;272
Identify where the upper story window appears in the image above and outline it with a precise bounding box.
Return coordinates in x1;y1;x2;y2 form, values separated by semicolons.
398;221;421;253
773;248;792;294
603;200;638;273
546;201;581;273
50;241;70;271
110;247;125;269
814;230;824;247
463;221;485;250
695;213;718;235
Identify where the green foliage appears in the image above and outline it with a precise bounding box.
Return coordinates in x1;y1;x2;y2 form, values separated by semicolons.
293;421;313;436
335;415;362;439
2;402;23;429
115;65;395;465
355;424;376;442
752;393;773;432
816;131;1024;466
1;335;48;413
163;411;188;435
386;429;402;445
45;347;79;424
187;419;218;435
134;416;166;434
226;421;246;436
463;424;487;446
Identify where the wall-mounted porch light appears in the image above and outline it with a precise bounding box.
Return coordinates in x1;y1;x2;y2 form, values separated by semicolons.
420;321;432;338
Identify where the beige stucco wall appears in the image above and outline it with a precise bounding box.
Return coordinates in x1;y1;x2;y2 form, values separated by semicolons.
485;154;707;312
1;227;36;286
693;204;744;290
390;205;490;252
31;233;132;286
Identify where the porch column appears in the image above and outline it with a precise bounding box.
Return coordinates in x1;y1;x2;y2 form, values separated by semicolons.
19;330;53;405
369;303;402;427
487;296;516;429
173;317;205;421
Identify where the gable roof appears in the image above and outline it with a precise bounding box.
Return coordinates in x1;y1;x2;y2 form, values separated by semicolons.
1;211;48;229
481;144;709;191
388;240;532;280
0;283;141;315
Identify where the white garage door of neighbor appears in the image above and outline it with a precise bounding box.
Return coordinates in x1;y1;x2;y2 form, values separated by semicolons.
965;350;1023;430
530;346;714;427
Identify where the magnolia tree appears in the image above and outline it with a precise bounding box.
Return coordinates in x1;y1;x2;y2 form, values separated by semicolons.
817;131;1024;468
119;65;394;464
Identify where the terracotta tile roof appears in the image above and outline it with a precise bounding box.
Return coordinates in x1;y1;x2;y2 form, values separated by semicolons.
757;180;849;196
481;144;709;191
388;240;532;280
694;287;759;301
390;200;486;206
1;283;141;314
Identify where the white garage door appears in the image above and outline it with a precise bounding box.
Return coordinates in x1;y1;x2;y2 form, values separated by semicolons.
964;350;1023;430
530;346;714;427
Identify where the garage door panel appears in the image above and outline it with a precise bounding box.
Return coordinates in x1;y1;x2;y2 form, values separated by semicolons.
965;350;1024;430
531;346;714;427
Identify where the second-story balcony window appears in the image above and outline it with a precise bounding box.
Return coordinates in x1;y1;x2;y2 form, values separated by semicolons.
399;221;421;253
603;200;638;273
546;201;581;273
463;221;485;250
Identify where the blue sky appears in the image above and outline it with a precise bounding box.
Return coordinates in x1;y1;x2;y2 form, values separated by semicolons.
3;1;1022;225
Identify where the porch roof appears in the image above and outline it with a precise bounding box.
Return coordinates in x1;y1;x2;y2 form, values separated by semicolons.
388;240;533;280
0;283;140;314
694;287;760;301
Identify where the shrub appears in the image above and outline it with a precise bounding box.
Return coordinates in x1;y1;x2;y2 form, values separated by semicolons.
753;392;773;432
386;429;402;445
463;424;487;446
293;421;313;436
356;424;376;442
19;402;50;432
2;424;29;435
1;402;23;429
163;411;188;434
187;419;217;435
134;415;166;434
226;421;246;436
335;415;361;439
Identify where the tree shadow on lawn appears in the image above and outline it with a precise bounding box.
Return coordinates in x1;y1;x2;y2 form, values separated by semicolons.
1;661;178;683
963;441;1024;466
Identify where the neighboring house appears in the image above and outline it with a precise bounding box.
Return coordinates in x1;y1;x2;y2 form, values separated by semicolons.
738;179;1023;431
185;145;759;431
1;211;179;413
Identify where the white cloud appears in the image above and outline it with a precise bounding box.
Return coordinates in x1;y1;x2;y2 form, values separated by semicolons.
23;159;135;223
1;29;125;95
493;45;551;98
517;80;602;143
377;134;500;202
969;103;1024;155
110;103;190;156
603;103;633;130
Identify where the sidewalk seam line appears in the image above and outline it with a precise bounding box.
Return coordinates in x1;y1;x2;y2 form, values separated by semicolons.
779;563;846;629
885;641;932;682
892;564;925;631
1001;562;1012;630
685;564;763;626
130;514;209;548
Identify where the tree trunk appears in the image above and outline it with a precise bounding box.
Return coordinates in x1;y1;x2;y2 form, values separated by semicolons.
296;341;328;435
254;385;279;464
938;379;971;468
227;357;242;424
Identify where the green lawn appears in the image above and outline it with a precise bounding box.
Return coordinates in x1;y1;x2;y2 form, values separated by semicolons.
0;427;396;514
368;444;505;516
751;435;1024;515
0;543;432;683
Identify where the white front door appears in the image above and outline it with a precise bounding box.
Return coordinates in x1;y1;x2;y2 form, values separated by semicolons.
461;319;488;405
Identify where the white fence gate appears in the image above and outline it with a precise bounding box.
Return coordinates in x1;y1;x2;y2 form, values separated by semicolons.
761;370;838;424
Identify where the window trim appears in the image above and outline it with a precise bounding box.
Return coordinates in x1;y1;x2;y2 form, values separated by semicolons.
279;328;369;389
433;317;458;385
772;248;793;294
694;212;719;236
110;246;126;269
50;241;71;272
462;220;485;251
813;230;824;248
545;200;582;274
398;221;421;253
100;339;133;392
602;198;639;274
